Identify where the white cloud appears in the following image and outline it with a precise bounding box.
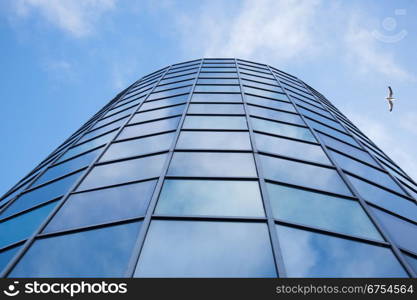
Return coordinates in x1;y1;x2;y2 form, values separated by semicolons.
14;0;116;37
176;0;323;63
344;13;415;82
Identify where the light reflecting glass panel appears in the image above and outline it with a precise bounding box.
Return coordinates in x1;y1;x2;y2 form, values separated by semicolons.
255;133;329;164
131;104;185;124
276;225;407;277
183;116;247;130
248;105;304;125
140;94;188;111
191;93;242;103
45;180;156;233
188;103;244;115
194;85;240;93
118;117;180;140
78;154;167;191
147;86;191;101
168;152;257;177
135;220;276;277
251;117;316;142
177;131;251;150
102;132;175;161
245;95;295;112
156;180;264;217
260;155;351;196
0;245;20;272
266;183;382;240
10;222;141;277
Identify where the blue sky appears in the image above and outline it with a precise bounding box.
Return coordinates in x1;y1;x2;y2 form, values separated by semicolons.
0;0;416;195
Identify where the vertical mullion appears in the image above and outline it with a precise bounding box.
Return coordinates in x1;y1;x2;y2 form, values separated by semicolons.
125;59;204;277
235;59;286;277
1;67;171;278
268;66;416;278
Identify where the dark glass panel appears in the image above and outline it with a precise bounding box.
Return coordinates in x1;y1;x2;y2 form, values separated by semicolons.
45;180;156;233
9;222;141;277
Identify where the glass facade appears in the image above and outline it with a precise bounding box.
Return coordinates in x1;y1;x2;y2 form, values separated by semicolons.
1;58;416;278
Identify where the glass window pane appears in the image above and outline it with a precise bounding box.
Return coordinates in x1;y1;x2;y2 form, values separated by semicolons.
347;175;417;222
10;222;141;277
78;153;167;191
95;106;137;127
191;93;242;103
156;180;264;217
306;119;361;147
1;172;81;219
404;253;417;273
83;117;126;141
243;86;286;100
248;105;304;125
318;133;379;167
168;152;257;177
154;79;194;92
134;220;276;277
330;151;404;194
266;183;382;240
251;117;316;142
241;73;277;85
242;80;281;92
33;148;102;187
198;72;238;78
0;245;20;272
177;131;252;150
201;67;236;72
298;107;345;131
194;85;240;93
260;154;351;196
102;132;175;161
147;86;191;101
255;133;329;165
276;224;407;277
118;117;180;140
140;94;188;111
0;202;56;249
371;207;417;253
160;74;195;85
130;104;185;124
183;116;247;130
187;103;244;115
245;95;295;112
45;180;156;233
197;78;238;84
58;131;116;163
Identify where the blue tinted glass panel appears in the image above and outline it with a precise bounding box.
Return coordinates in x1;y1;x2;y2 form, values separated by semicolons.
33;148;102;187
0;245;20;272
131;104;185;123
200;67;236;72
156;180;264;217
96;106;137;127
197;78;239;84
147;86;191;101
140;94;188;111
198;72;238;78
118;117;180;140
10;222;141;277
404;253;417;273
58;131;116;162
84;118;127;141
191;93;242;103
78;154;167;191
242;80;281;92
134;220;276;277
347;175;417;222
266;183;382;240
255;133;329;164
245;95;295;112
194;85;240;93
45;180;156;233
183;116;247;130
154;80;194;92
168;152;257;177
102;132;175;161
330;151;404;194
260;155;351;196
276;225;407;277
251;117;316;142
248;105;304;125
177;131;252;150
0;202;56;249
1;172;81;219
244;86;286;100
306;119;361;146
371;207;417;253
187;103;244;115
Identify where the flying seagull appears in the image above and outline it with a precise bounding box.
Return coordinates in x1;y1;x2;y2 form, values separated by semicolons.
386;86;396;112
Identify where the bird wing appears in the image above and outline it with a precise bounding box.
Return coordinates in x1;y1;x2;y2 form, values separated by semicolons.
388;86;393;98
388;99;394;112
